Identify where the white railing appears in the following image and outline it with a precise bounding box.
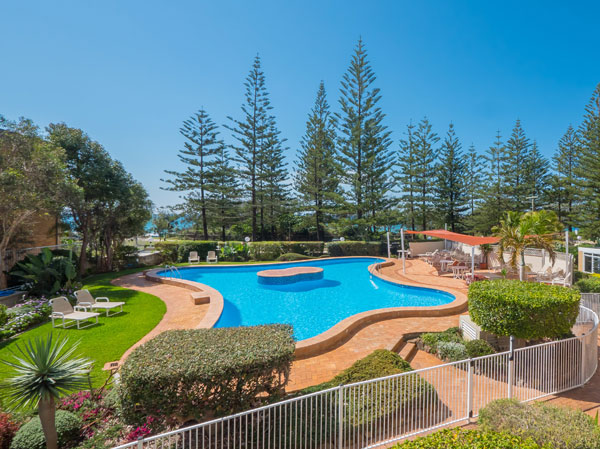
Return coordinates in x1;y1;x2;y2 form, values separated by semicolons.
113;305;598;449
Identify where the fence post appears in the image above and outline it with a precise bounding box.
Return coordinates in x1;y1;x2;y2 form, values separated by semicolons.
507;336;515;399
581;335;587;387
137;437;143;449
338;385;344;449
467;359;474;422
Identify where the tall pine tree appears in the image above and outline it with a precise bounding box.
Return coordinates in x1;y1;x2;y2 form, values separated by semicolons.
576;83;600;239
551;125;580;230
396;122;418;230
523;140;549;209
412;117;439;230
260;118;288;238
503;119;531;211
464;144;484;217
435;123;468;231
472;131;509;233
296;82;340;240
336;38;392;221
161;109;222;240
226;55;272;241
206;145;240;240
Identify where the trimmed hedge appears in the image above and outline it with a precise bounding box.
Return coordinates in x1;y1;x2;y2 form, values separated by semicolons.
468;280;580;340
10;410;81;449
325;241;385;257
120;325;295;423
395;428;544;449
575;277;600;293
155;240;325;263
479;399;600;449
277;253;316;261
155;240;219;263
249;242;324;261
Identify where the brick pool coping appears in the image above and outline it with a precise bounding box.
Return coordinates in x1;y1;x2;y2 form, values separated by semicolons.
144;257;468;358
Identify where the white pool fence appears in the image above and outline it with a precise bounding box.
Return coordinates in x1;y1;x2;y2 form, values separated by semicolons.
113;303;598;449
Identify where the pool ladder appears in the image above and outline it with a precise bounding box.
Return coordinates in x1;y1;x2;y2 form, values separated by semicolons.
165;265;182;278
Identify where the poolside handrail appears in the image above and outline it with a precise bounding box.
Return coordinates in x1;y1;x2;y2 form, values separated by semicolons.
111;303;598;449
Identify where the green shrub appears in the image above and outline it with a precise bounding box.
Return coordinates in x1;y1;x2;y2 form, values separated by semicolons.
479;399;600;449
575;277;600;293
277;253;316;261
10;410;81;449
573;270;589;283
395;428;545;449
0;305;8;327
468;280;580;340
120;325;295;423
465;339;495;358
154;240;220;263
326;241;385;257
176;241;219;262
437;341;468;361
297;350;436;440
248;242;285;261
305;349;413;392
420;327;462;353
9;248;77;296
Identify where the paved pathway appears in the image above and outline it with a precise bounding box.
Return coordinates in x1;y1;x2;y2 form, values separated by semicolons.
112;271;209;361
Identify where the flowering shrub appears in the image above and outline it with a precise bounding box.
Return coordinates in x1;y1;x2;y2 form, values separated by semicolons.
125;416;157;441
0;298;51;341
0;412;20;449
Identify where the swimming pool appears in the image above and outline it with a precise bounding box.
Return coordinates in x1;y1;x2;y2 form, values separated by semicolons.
158;258;454;341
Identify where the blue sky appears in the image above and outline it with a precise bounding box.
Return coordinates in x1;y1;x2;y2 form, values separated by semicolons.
2;1;599;207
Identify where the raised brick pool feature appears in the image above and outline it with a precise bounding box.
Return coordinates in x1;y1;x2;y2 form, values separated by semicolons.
257;266;324;285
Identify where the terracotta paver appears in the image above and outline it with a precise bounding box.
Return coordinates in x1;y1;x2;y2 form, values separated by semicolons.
287;259;468;390
112;271;209;361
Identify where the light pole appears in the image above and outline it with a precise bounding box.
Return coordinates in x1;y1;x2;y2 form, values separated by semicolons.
526;195;538;212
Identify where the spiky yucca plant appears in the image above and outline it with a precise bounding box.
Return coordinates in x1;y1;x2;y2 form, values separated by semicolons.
0;334;91;449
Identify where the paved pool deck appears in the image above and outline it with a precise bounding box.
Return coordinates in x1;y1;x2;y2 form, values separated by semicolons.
112;258;600;418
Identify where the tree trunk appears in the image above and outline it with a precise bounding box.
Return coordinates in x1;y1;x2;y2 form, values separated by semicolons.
519;251;525;281
39;397;58;449
78;234;88;276
0;250;7;289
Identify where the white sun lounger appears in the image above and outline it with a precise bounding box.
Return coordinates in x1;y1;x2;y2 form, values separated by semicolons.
74;289;125;317
206;251;218;263
188;251;200;264
50;296;100;329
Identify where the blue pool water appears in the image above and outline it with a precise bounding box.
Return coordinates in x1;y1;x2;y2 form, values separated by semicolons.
159;258;454;341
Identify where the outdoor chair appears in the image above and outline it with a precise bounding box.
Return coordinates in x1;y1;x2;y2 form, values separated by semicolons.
206;250;218;263
188;251;200;264
74;289;125;317
535;266;553;283
50;296;100;329
552;270;572;287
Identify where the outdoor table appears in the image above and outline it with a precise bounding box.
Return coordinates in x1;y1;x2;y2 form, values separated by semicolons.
451;265;469;279
440;259;454;272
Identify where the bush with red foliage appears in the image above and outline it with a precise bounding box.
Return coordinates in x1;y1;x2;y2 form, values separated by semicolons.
0;412;20;449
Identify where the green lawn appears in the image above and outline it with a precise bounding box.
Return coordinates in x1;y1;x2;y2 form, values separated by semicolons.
0;268;166;389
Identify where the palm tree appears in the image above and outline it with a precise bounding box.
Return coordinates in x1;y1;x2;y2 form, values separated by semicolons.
493;210;562;281
0;334;91;449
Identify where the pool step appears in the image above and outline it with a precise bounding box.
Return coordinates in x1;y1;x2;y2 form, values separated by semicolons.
397;341;418;362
